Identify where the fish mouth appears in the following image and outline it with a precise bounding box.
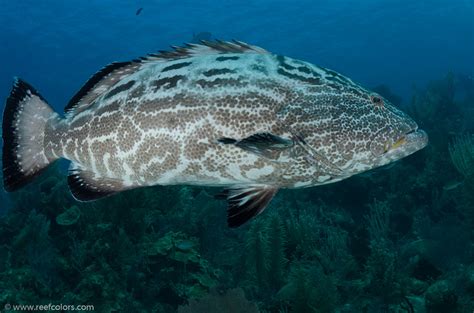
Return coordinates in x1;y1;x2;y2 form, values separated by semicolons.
384;127;428;155
350;126;428;175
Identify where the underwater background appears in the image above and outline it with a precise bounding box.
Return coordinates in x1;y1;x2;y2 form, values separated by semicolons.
0;0;473;312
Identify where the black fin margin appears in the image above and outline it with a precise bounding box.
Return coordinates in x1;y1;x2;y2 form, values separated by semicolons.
2;79;48;191
64;61;132;114
67;171;116;201
217;186;278;228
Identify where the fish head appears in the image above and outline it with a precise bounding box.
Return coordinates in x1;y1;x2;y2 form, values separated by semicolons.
333;91;428;175
287;88;428;178
363;95;428;169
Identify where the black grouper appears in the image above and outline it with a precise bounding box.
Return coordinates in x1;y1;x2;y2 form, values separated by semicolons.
2;41;428;227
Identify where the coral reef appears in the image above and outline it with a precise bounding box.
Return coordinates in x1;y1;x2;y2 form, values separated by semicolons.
177;288;259;313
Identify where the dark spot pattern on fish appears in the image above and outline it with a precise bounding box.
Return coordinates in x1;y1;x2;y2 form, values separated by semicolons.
327;83;342;90
276;55;297;71
326;76;350;86
277;68;321;85
251;64;269;74
325;69;350;83
216;56;240;61
296;65;322;78
203;68;236;77
153;75;185;90
104;80;136;99
95;100;121;115
161;62;192;72
348;87;364;97
296;66;311;74
196;78;245;88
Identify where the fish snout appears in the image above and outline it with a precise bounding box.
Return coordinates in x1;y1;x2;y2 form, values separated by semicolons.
370;123;428;160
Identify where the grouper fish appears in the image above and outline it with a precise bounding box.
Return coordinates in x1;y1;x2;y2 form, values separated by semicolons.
2;41;428;227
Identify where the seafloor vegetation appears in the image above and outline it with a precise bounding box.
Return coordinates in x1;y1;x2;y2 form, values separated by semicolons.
0;73;473;312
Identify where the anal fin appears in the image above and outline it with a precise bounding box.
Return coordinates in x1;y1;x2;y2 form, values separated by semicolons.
68;164;132;201
216;185;278;228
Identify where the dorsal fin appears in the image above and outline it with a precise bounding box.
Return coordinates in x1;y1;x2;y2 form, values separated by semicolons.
64;61;140;116
64;40;269;117
148;40;269;60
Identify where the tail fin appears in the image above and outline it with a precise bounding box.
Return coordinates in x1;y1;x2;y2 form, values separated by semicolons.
2;78;59;191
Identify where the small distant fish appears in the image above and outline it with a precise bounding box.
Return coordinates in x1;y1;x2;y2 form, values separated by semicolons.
191;32;212;43
136;7;143;15
2;40;428;228
443;180;463;191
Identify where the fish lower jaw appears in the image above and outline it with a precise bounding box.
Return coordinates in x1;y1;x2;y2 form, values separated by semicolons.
386;129;428;157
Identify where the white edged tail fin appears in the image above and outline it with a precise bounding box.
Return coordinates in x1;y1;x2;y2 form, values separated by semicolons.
2;78;60;191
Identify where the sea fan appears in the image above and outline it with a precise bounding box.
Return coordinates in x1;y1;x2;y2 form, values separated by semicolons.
449;134;474;179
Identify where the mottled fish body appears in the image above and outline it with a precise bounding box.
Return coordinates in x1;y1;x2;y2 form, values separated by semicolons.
2;41;428;227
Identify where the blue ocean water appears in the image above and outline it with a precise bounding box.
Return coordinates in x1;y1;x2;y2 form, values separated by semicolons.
1;0;473;109
0;1;473;312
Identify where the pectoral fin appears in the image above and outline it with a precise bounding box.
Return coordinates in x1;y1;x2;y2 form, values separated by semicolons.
218;132;293;159
215;185;278;228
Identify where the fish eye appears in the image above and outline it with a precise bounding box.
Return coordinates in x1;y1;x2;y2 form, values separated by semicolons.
370;95;384;107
